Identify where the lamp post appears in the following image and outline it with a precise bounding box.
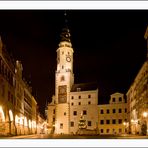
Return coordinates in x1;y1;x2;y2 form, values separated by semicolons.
141;111;148;135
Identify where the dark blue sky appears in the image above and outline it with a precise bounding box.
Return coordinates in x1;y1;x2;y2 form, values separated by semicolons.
0;10;147;115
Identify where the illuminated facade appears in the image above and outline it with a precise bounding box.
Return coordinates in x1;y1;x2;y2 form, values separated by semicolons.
47;21;98;134
98;93;128;135
126;26;148;135
0;36;37;136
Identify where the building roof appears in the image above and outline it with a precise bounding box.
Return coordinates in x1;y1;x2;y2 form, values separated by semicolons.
71;82;98;92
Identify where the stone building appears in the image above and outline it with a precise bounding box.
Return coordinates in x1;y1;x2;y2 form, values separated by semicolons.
98;92;128;135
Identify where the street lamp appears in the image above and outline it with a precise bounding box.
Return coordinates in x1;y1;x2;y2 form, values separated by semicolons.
143;112;148;118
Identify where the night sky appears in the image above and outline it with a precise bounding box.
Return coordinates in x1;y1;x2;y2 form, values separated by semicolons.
0;10;147;115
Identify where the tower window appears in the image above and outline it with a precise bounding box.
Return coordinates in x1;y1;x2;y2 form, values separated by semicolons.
61;76;65;81
70;121;74;127
83;110;87;115
68;52;70;55
73;111;77;116
60;123;63;129
88;101;91;105
64;112;66;116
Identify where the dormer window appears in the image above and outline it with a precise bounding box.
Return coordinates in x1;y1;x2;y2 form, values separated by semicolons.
77;88;81;92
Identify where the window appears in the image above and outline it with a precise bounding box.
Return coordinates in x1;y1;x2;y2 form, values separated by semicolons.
64;112;66;116
106;129;110;133
88;101;91;105
112;98;115;102
106;120;110;124
112;119;116;124
78;102;81;105
73;111;77;116
71;96;74;99
78;96;81;99
100;120;104;124
53;117;55;122
119;97;122;102
71;102;74;106
119;109;122;113
113;109;116;113
119;129;122;133
83;110;87;115
125;108;127;113
61;76;65;81
100;109;104;114
53;109;55;114
88;121;91;126
62;65;64;69
60;123;63;129
70;121;74;127
88;95;91;98
101;129;104;133
118;119;122;124
62;51;64;54
77;88;81;92
106;109;110;114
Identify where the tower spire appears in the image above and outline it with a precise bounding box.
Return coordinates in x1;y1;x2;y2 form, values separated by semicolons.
60;10;71;43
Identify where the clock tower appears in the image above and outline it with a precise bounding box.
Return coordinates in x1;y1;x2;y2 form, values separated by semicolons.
55;14;74;134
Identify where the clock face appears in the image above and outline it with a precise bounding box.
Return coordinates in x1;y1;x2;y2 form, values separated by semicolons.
66;56;71;62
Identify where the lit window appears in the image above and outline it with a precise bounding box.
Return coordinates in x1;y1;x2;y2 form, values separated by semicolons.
88;121;91;126
77;88;81;92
